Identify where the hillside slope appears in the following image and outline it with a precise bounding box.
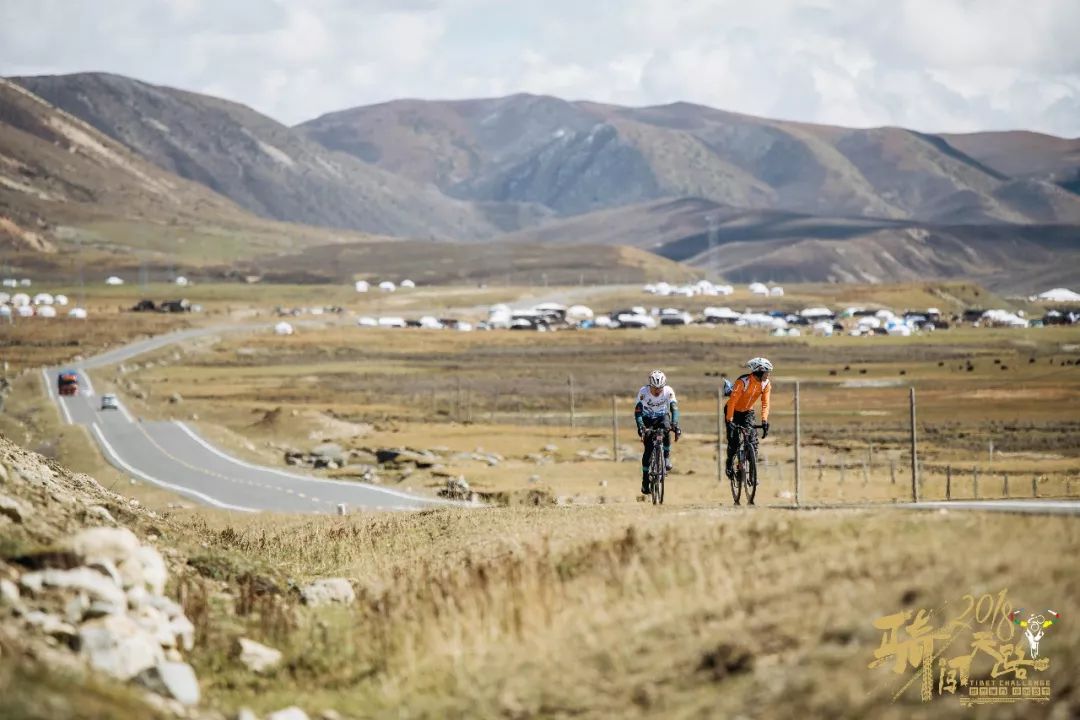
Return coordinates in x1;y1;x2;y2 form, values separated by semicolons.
14;73;500;240
299;95;1080;225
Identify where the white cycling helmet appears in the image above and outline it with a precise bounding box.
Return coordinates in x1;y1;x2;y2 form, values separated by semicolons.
648;370;667;388
746;357;773;373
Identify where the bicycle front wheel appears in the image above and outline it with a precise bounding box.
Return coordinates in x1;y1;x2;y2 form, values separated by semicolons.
745;447;758;505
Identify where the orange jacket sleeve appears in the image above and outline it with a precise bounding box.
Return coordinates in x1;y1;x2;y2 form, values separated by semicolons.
761;381;771;422
726;381;742;422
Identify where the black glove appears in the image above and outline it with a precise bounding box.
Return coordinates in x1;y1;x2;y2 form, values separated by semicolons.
673;426;682;441
761;421;770;439
637;425;644;439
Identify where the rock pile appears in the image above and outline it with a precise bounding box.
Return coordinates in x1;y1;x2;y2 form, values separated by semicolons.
10;526;200;709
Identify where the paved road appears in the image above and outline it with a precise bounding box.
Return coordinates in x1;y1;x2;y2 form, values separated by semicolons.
43;323;458;513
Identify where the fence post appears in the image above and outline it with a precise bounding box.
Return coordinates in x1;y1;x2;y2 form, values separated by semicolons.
1002;473;1009;498
818;458;824;482
946;466;952;500
456;376;462;421
611;396;618;463
973;468;979;499
794;381;801;506
890;460;896;485
840;458;846;484
989;439;994;464
909;387;919;503
716;387;724;487
568;374;575;430
1032;475;1038;498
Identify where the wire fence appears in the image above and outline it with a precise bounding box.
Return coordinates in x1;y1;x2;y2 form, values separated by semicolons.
407;379;1079;506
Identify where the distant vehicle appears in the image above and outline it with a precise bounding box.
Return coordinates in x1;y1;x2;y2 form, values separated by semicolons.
58;370;78;396
100;393;119;411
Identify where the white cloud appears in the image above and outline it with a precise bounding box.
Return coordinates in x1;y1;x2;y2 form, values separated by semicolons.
0;0;1077;136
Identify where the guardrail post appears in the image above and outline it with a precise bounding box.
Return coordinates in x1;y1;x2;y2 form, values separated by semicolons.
909;387;919;503
716;387;724;486
794;381;801;506
611;396;618;462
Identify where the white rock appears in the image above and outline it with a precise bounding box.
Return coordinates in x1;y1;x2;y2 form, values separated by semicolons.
79;614;165;680
300;578;355;606
70;527;140;564
234;637;283;674
132;605;176;648
24;610;77;638
0;578;20;606
234;709;259;720
170;614;196;652
87;559;123;588
0;493;29;523
136;546;168;595
86;505;116;524
20;567;126;607
135;662;201;706
267;708;311;720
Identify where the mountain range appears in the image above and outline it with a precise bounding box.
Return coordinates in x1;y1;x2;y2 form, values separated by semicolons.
3;71;1079;289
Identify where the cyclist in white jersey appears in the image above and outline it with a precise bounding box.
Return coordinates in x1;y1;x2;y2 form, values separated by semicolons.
634;370;682;495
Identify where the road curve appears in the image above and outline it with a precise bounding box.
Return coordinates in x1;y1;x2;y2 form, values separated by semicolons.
44;322;460;513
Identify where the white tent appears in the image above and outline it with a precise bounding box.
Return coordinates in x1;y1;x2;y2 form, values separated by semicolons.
16;306;33;318
37;305;57;318
19;279;31;287
857;316;882;330
0;292;9;304
175;276;190;287
68;308;88;319
11;293;30;307
703;306;740;322
980;309;1028;328
273;321;294;335
356;316;378;327
875;309;895;320
378;281;396;292
770;286;785;297
566;305;594;321
748;282;769;296
0;306;11;318
400;279;416;289
616;313;657;329
354;280;370;293
55;294;69;306
487;310;512;329
418;316;443;329
594;315;614;328
456;321;474;332
377;316;406;328
659;308;693;325
1037;288;1080;303
105;276;124;286
738;313;787;330
715;284;734;296
799;306;833;319
1;279;15;288
33;293;54;305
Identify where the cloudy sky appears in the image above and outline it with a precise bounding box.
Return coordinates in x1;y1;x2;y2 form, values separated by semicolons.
2;0;1078;135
